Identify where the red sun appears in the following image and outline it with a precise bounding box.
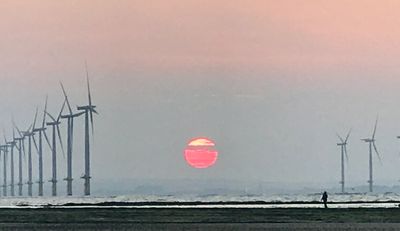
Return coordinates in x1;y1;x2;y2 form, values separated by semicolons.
184;137;218;169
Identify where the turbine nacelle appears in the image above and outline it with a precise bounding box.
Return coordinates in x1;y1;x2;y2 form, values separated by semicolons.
362;138;375;143
46;121;61;126
77;105;97;112
22;131;34;137
32;127;46;133
6;141;16;146
60;111;85;119
0;145;8;149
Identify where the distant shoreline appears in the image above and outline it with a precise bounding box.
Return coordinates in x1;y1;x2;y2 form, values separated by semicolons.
2;200;395;209
58;200;400;207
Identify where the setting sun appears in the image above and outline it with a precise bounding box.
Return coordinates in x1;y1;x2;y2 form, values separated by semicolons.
184;137;218;169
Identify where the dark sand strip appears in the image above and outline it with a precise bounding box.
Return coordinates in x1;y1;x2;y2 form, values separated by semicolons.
0;208;399;230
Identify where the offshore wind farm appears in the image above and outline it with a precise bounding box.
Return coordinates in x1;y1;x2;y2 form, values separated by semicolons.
0;70;97;199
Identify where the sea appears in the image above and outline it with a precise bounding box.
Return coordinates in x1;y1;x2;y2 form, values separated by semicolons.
1;193;400;209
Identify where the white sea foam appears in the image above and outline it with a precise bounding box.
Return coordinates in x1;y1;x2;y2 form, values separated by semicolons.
0;193;399;208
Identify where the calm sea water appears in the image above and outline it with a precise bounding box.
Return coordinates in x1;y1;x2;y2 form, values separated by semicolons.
0;193;399;208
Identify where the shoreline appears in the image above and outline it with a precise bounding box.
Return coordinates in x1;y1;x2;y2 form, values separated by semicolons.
24;200;400;209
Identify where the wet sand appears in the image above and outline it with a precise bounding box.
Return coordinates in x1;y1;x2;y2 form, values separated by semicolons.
0;208;400;230
2;223;400;230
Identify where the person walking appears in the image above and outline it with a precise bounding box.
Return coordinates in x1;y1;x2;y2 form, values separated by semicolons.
321;191;328;208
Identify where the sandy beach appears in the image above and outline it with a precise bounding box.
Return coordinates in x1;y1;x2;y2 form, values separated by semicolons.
0;208;398;230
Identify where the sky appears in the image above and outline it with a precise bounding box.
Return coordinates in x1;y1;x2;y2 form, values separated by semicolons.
2;1;400;194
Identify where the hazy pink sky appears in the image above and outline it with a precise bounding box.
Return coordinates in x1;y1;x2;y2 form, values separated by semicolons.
2;0;400;78
3;1;400;186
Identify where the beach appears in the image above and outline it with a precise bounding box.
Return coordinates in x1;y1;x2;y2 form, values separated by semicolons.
0;207;400;230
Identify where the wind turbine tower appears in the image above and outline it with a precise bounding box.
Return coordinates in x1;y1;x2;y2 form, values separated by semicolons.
361;118;382;193
46;101;66;196
60;83;84;196
77;67;98;196
0;144;8;196
6;131;17;197
22;110;39;197
32;98;51;196
337;129;351;193
13;126;25;196
22;129;34;197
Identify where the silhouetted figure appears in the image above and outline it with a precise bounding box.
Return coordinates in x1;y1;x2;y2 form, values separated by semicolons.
321;191;328;208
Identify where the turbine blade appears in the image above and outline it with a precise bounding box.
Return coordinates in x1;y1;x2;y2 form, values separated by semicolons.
75;111;85;117
45;112;57;123
90;110;94;136
14;125;23;138
56;125;65;159
32;107;38;130
43;130;52;150
336;133;344;143
14;144;20;152
26;124;33;134
345;129;352;143
3;128;7;144
32;135;39;154
373;142;383;165
85;63;95;136
42;95;48;128
85;61;92;108
60;82;73;115
372;117;378;139
57;100;66;122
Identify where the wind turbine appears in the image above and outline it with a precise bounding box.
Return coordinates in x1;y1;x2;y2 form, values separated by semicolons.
22;109;39;197
14;124;25;196
46;100;66;196
60;83;84;196
0;143;8;196
361;118;382;193
32;97;52;196
77;65;98;196
6;130;17;197
337;129;351;193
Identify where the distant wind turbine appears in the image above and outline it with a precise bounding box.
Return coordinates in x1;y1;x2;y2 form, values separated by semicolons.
337;129;351;193
13;123;25;196
361;118;382;193
60;83;84;196
0;143;8;196
32;97;52;196
6;129;17;197
77;65;98;196
22;109;39;197
46;100;66;196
